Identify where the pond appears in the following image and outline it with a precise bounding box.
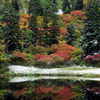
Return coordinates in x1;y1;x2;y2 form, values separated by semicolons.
1;76;100;100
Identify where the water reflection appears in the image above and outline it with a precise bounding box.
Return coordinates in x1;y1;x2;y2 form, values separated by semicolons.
1;77;100;100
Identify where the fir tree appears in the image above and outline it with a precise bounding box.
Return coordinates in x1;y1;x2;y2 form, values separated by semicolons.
81;1;100;57
75;0;84;10
28;0;40;46
0;0;21;54
62;0;71;13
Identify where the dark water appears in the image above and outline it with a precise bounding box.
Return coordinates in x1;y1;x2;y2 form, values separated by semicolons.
1;77;100;100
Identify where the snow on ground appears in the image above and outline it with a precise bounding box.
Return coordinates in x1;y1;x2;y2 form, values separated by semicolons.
8;65;100;82
8;65;100;75
9;76;100;83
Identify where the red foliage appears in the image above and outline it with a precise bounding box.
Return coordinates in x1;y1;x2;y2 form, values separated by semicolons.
83;54;100;63
56;86;76;100
12;51;27;60
70;10;83;19
34;54;44;61
60;28;67;36
53;50;69;61
93;54;100;61
62;15;72;23
83;55;93;63
35;87;44;94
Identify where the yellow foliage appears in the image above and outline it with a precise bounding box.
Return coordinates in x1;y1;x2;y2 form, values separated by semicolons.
56;35;66;44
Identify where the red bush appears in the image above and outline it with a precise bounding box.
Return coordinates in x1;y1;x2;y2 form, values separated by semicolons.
83;54;100;63
34;54;44;61
70;10;83;19
53;50;69;61
60;28;67;36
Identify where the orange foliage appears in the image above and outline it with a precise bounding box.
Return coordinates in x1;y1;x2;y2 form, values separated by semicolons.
60;28;67;36
12;51;27;60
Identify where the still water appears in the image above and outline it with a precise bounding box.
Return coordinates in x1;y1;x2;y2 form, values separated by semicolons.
1;77;100;100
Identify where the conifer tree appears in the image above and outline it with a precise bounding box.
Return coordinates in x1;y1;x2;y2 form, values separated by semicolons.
0;0;21;54
62;0;71;13
81;1;100;56
75;0;84;10
28;0;40;45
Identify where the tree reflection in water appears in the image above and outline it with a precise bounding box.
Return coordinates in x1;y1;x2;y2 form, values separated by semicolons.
1;79;100;100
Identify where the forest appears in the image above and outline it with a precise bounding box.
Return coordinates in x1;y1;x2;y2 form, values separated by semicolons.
0;0;100;74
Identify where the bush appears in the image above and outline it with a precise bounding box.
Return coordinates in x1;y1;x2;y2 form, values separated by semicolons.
25;45;48;55
34;54;64;67
70;10;83;20
53;50;69;61
83;54;100;67
0;52;9;74
11;51;28;65
70;49;82;64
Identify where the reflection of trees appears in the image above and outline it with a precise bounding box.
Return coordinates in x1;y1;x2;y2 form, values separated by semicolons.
12;85;76;100
2;79;100;100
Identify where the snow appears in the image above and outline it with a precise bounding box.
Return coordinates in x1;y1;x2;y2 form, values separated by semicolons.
8;65;100;82
9;76;100;83
55;9;64;15
8;65;100;75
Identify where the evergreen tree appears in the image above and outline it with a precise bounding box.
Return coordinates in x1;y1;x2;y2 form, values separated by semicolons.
62;0;71;13
42;0;60;46
65;24;77;46
75;0;84;10
28;0;60;46
0;0;21;54
28;0;40;46
81;1;100;57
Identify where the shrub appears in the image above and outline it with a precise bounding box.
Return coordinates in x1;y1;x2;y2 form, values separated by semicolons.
56;35;66;44
0;52;9;74
12;51;27;60
0;44;6;52
35;54;64;67
60;28;67;36
83;54;100;66
25;45;47;55
62;15;72;23
36;55;53;66
71;49;82;58
34;54;44;61
24;53;35;66
50;54;64;64
70;10;83;20
53;50;69;61
11;51;29;65
70;49;82;64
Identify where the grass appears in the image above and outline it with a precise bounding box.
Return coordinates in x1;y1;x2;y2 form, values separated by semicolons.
58;67;98;71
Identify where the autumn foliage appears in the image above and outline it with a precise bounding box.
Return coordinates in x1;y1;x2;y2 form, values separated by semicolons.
12;85;77;100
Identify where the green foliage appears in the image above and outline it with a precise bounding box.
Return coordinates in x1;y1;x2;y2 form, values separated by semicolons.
81;1;100;57
0;52;9;74
65;24;77;46
0;0;22;53
75;0;84;10
24;53;35;66
71;49;82;64
71;49;82;57
25;45;48;55
21;29;33;48
62;0;71;13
